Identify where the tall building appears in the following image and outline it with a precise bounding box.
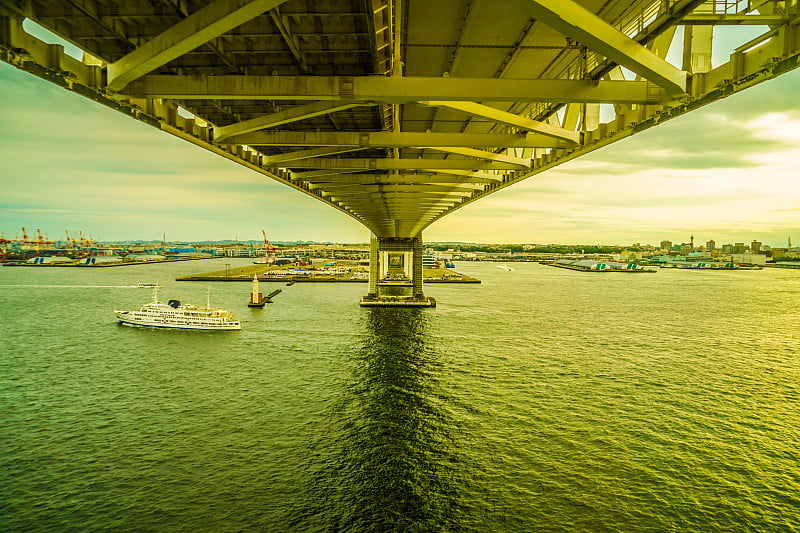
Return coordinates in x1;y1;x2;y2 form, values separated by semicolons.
706;239;716;251
660;240;672;251
722;244;734;254
733;243;746;254
751;240;762;254
690;235;694;251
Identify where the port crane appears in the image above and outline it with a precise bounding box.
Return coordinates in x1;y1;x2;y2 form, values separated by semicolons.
0;233;9;260
262;230;278;264
34;229;54;251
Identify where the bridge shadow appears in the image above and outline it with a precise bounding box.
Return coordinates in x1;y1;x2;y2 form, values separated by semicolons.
281;308;470;532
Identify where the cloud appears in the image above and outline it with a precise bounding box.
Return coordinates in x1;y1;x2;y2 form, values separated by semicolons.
575;114;796;173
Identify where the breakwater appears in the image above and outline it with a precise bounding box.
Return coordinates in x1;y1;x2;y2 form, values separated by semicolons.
176;262;481;283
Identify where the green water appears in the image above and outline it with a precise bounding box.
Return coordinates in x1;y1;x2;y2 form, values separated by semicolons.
1;260;799;531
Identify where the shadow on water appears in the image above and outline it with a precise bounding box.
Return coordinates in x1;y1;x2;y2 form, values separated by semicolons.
277;308;470;532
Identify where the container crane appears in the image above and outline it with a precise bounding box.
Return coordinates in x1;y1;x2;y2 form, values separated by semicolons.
79;231;90;248
253;230;278;264
0;233;9;260
35;229;47;251
263;230;278;264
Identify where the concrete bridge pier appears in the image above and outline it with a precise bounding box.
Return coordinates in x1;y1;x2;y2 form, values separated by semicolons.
360;233;436;308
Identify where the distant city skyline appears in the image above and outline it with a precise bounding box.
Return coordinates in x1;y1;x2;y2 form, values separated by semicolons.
2;23;800;248
2;232;794;250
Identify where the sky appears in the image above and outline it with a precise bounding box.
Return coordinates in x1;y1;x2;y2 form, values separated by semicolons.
1;24;800;246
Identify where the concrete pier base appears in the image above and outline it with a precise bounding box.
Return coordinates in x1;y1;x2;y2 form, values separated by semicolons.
360;233;434;308
359;295;436;308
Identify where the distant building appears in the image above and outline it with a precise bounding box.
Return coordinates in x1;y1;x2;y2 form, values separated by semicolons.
731;254;767;266
722;244;734;254
733;243;746;254
706;240;715;251
225;248;253;257
127;254;166;262
751;240;762;254
621;250;643;261
660;240;672;251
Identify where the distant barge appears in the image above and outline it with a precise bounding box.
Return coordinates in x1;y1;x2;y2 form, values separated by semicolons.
544;260;656;273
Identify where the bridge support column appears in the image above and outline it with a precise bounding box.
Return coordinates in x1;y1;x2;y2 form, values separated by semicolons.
360;233;436;308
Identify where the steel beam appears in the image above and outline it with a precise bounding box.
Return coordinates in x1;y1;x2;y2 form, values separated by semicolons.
288;169;365;179
341;200;458;208
223;131;572;148
308;179;485;189
339;194;462;201
107;0;289;91
294;173;501;184
320;187;475;196
680;15;786;25
213;101;365;142
419;101;581;143
268;8;308;72
501;0;687;96
351;203;454;210
264;146;363;165
282;159;524;170
422;169;505;181
424;146;531;168
349;213;446;221
125;75;669;104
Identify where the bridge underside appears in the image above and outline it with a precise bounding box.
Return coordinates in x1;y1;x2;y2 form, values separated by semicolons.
1;0;799;304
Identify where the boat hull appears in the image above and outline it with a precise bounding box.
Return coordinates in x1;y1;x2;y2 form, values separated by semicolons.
117;316;241;330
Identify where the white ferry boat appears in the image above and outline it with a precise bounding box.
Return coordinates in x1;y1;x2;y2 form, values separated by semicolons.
115;286;241;330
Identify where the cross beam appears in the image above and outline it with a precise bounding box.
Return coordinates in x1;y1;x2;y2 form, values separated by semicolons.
278;159;525;170
125;75;670;104
264;147;363;165
268;8;308;72
307;178;486;189
419;101;581;143
501;0;687;96
222;131;574;148
293;173;504;184
319;186;476;195
213;101;366;142
424;146;531;168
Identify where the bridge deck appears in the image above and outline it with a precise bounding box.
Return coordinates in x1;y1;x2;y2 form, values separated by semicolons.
1;0;799;238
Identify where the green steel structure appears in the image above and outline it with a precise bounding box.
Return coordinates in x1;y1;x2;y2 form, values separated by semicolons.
1;0;799;305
